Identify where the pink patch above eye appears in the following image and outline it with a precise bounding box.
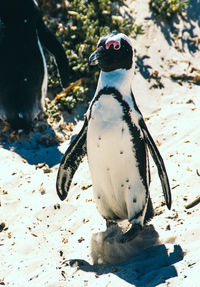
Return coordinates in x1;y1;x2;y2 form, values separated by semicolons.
105;40;121;50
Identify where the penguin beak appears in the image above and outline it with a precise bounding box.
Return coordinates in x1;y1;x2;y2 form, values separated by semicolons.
89;46;103;66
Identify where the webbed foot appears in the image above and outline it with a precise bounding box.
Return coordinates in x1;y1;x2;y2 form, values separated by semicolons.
104;228;119;242
106;219;118;228
116;223;142;243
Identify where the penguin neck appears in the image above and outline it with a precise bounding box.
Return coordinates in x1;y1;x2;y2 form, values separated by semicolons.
96;68;134;99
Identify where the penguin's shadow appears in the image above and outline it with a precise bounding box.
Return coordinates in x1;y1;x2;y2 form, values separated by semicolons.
0;119;62;167
68;225;184;286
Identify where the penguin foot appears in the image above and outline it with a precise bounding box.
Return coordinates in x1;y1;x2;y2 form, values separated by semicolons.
104;227;119;242
106;219;118;228
117;223;142;243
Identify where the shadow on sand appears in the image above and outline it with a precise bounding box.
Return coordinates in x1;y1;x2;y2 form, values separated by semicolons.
0;101;88;167
0;118;64;167
67;224;184;286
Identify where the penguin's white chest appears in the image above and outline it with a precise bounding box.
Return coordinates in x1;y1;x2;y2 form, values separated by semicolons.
87;94;146;221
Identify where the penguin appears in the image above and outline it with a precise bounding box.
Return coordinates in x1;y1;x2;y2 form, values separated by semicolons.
56;32;172;242
0;0;69;130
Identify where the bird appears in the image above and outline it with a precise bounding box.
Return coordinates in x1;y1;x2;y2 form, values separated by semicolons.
0;0;69;130
56;32;172;243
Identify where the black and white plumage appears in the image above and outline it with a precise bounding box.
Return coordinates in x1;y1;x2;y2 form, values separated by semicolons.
0;0;69;130
56;32;171;242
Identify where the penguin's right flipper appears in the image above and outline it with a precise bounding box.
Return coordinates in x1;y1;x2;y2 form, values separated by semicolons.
56;118;88;200
139;118;172;210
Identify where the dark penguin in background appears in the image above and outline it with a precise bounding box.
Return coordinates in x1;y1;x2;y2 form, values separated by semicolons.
0;0;69;130
56;32;172;243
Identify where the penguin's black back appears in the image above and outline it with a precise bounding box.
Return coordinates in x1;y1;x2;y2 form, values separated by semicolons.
0;0;45;129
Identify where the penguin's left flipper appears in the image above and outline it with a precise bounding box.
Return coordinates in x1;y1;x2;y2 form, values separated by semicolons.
139;118;172;210
37;17;70;88
56;118;88;200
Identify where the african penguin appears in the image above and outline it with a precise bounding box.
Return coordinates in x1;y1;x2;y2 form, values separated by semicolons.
56;32;172;243
0;0;69;130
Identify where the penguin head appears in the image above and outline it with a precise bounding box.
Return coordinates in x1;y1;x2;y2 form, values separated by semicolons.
89;32;134;72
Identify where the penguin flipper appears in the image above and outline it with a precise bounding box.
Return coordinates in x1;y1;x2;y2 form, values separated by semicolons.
37;18;70;88
56;118;88;200
139;118;172;210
